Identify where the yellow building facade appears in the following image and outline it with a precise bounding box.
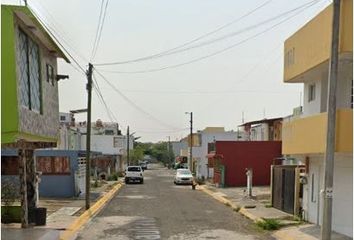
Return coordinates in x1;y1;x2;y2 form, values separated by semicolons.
281;0;353;237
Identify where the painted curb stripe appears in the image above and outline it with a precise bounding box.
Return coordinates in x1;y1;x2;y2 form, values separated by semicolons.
60;183;123;240
198;186;262;222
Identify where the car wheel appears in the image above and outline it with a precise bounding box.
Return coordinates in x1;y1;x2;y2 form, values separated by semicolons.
125;178;129;184
140;179;144;184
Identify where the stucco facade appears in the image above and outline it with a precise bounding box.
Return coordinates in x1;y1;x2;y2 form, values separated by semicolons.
282;1;353;237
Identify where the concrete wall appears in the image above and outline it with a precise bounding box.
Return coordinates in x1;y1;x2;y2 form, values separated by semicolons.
303;154;353;237
35;150;79;198
250;123;269;140
284;0;352;82
215;141;282;187
194;131;238;178
81;135;127;155
15;17;59;141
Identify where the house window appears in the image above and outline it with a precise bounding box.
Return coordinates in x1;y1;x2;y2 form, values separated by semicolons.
36;156;70;175
17;28;41;113
285;47;295;67
308;84;316;102
60;115;66;121
46;64;54;85
105;129;114;135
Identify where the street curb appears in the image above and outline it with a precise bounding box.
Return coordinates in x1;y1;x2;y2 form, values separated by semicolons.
60;182;124;240
198;185;262;222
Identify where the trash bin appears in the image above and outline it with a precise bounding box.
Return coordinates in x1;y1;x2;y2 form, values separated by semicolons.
35;207;47;226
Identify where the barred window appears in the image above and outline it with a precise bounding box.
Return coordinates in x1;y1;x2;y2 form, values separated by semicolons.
36;156;70;175
17;28;41;113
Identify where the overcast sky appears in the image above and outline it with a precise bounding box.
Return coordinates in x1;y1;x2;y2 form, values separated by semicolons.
5;0;331;142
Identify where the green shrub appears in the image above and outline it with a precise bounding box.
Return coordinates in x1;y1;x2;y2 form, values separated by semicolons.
107;173;118;181
256;219;281;230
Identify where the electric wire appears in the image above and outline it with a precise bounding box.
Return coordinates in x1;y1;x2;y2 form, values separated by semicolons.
91;0;109;61
94;69;185;131
94;0;273;66
92;74;118;123
27;4;87;75
95;0;318;67
31;1;89;63
96;0;322;74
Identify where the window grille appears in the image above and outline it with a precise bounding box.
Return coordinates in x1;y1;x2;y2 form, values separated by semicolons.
17;28;41;112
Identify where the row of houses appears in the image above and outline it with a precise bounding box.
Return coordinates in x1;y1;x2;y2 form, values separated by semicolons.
1;4;133;227
172;1;353;237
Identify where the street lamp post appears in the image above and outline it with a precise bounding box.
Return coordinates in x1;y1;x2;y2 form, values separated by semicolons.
185;112;193;171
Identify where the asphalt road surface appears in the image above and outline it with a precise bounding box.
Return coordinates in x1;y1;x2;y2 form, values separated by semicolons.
76;164;274;240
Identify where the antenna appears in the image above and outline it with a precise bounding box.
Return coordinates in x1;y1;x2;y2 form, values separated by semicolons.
242;111;244;124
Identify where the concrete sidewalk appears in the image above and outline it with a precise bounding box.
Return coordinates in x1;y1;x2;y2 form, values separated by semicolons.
198;183;351;240
1;180;122;240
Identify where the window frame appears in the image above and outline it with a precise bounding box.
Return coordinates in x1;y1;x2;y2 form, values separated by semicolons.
18;27;43;113
308;84;316;102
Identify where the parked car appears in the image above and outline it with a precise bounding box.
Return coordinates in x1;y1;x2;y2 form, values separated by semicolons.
174;169;193;185
125;166;144;184
140;161;148;170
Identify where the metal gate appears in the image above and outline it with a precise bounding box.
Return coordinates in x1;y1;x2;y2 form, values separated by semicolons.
272;166;296;214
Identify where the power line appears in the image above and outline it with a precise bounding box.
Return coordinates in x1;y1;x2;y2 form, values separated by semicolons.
92;75;118;123
91;0;109;61
93;0;273;66
30;1;89;63
95;0;317;67
94;69;184;130
96;0;322;74
27;4;87;75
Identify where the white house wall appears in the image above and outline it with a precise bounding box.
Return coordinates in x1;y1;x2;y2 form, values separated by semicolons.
304;154;353;237
81;135;124;155
194;132;238;178
303;79;322;117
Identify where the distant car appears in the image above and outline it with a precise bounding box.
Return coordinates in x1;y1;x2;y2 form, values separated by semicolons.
125;166;144;184
140;161;148;170
174;169;193;185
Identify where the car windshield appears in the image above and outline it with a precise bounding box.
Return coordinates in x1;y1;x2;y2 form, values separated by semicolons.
178;169;191;175
127;167;141;172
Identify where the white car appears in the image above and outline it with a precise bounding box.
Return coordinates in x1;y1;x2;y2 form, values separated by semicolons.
174;169;193;185
125;166;144;184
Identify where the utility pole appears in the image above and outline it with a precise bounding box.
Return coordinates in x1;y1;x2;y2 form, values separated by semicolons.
167;136;171;167
127;126;130;166
189;112;193;171
85;63;93;210
321;0;341;239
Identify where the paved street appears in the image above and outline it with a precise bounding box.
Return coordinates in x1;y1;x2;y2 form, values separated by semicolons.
77;164;273;240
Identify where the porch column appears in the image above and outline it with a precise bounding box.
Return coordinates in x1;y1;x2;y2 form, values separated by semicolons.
25;149;37;210
18;148;28;228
